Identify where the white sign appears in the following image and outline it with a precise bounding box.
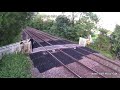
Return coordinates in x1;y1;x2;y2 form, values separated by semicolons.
79;37;87;47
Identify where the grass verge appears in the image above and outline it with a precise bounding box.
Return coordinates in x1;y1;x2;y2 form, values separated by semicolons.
98;50;114;59
0;53;32;78
87;45;114;60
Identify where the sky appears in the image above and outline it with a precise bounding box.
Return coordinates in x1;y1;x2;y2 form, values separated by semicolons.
39;12;120;31
94;12;120;31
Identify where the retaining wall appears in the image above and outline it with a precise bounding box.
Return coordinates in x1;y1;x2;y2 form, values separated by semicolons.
0;39;30;60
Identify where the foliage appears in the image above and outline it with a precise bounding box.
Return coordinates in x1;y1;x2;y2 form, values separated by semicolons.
0;12;34;46
42;19;54;31
83;12;99;24
110;24;120;59
69;13;98;40
54;15;71;37
28;15;54;31
87;28;113;59
50;13;98;41
99;28;109;35
28;12;99;41
28;15;44;30
0;53;32;78
89;35;110;51
88;44;113;59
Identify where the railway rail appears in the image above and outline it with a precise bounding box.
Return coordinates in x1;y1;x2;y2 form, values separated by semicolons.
27;29;120;74
27;27;120;68
27;27;120;73
23;27;120;78
27;29;110;77
24;30;81;78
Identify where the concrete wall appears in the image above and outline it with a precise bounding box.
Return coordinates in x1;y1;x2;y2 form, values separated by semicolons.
0;39;30;60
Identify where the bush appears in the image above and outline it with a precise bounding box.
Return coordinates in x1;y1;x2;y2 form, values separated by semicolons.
87;28;113;59
110;24;120;59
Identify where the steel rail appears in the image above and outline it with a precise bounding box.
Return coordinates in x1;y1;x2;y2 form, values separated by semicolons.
26;29;106;78
30;29;120;74
28;27;120;68
28;28;120;73
24;29;82;78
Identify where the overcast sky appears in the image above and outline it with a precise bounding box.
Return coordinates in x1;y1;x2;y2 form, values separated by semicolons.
94;12;120;31
39;12;120;31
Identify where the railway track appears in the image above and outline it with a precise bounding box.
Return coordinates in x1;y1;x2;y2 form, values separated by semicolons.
27;30;114;78
27;27;120;73
24;30;82;78
27;29;120;78
27;27;120;68
27;29;109;78
24;29;106;78
23;27;120;78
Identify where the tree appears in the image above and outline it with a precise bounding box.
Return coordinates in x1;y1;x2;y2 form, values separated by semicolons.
42;19;54;31
87;28;112;59
28;14;54;32
0;12;34;46
55;15;71;36
28;15;44;30
75;12;99;38
110;24;120;59
50;13;99;41
96;28;110;50
71;12;80;27
83;12;99;24
27;12;99;43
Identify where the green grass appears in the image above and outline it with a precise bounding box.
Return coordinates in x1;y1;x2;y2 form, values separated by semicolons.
0;53;32;78
87;45;114;60
98;50;114;59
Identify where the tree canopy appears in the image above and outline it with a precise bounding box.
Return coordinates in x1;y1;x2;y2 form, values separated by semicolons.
110;24;120;57
0;12;34;46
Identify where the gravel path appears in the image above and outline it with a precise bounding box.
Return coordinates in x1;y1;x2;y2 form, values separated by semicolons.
66;62;102;78
79;57;120;78
87;54;120;73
